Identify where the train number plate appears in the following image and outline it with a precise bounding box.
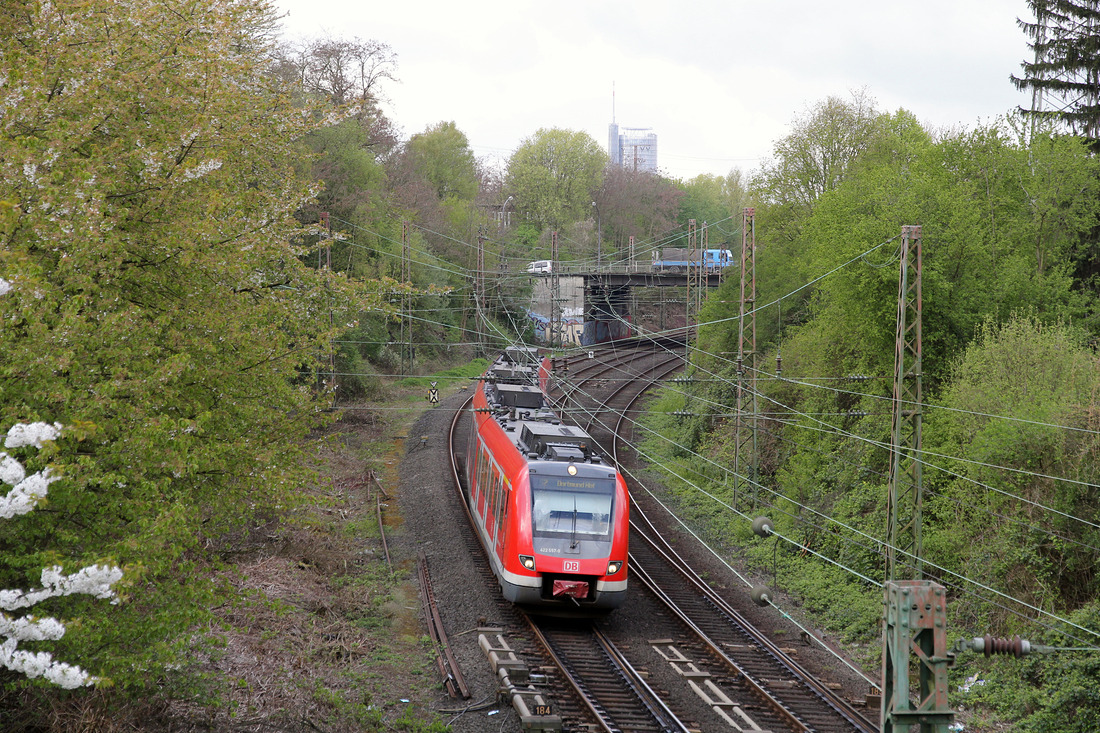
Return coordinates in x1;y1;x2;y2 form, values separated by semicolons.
531;703;553;717
563;560;580;572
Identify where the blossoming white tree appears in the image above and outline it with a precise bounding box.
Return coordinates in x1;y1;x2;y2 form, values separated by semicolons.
0;0;382;697
0;418;123;689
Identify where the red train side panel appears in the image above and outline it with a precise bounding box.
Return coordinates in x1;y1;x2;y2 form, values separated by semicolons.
465;361;628;611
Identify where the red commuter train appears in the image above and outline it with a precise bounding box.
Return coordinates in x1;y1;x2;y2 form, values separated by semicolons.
464;348;629;610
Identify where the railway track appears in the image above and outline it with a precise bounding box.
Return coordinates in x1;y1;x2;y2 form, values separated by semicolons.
554;338;879;732
439;338;878;732
447;387;691;731
526;616;693;733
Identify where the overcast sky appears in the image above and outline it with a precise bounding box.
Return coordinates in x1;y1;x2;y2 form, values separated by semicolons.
274;0;1034;181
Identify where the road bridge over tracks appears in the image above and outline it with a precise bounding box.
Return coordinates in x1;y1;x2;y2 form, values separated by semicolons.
527;264;730;346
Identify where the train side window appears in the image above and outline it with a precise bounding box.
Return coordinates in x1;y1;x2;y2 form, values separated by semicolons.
486;465;495;528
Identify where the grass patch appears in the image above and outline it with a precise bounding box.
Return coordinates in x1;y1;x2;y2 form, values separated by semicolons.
396;358;489;389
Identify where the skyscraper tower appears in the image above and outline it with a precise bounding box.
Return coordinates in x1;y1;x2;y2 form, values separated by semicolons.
606;86;658;173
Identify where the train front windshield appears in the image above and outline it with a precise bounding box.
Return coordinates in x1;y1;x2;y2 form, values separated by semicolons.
530;474;615;541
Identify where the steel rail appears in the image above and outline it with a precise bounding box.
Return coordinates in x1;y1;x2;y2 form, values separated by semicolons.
375;494;393;575
630;549;810;731
592;624;691;733
524;614;693;733
416;551;471;699
553;346;662;408
602;356;879;733
587;355;685;443
364;469;395;574
450;376;691;731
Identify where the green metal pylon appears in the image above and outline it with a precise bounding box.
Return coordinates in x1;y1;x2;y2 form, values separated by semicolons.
881;226;954;732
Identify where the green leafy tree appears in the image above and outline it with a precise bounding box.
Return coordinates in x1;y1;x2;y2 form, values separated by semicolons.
752;89;882;243
406;121;479;202
678;173;735;228
0;0;379;692
691;112;1100;657
398;120;486;262
925;316;1100;619
304;118;390;236
506;128;608;230
786;112;1099;389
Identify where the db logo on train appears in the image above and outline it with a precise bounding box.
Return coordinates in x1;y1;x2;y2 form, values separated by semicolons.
564;561;580;572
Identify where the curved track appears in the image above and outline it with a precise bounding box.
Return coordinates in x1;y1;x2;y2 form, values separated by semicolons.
550;338;878;732
445;339;879;732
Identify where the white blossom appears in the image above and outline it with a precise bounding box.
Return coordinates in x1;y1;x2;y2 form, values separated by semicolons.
180;158;222;182
0;278;11;296
0;453;25;486
0;466;57;519
0;614;67;642
0;639;94;689
0;422;123;688
5;421;63;448
0;564;124;610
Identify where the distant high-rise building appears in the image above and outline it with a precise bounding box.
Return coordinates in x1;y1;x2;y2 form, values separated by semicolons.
607;87;657;172
610;127;657;172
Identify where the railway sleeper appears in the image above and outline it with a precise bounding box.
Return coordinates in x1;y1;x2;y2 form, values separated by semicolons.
653;641;771;732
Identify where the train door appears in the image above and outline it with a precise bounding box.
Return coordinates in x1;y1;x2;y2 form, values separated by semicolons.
476;444;491;519
488;464;503;539
494;478;510;558
465;415;478;493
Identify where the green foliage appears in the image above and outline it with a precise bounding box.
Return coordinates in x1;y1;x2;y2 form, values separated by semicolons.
0;0;383;691
506;128;608;229
305;117;389;230
646;95;1100;729
784;113;1100;389
397;358;488;389
677;173;736;228
752;90;883;242
406;121;479;202
925;316;1100;621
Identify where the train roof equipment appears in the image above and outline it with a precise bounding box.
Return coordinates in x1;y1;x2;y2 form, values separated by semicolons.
519;421;603;464
488;383;545;410
503;345;540;365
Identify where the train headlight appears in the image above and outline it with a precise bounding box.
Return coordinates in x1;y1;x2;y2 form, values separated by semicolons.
606;561;622;575
519;555;536;571
567;463;578;476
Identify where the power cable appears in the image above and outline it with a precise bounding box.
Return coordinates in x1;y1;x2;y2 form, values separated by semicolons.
550;357;1100;644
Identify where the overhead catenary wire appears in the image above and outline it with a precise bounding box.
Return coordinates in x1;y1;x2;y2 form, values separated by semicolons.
545;363;888;685
554;357;1100;645
597;291;1100;533
364;217;1100;536
310;206;1100;647
325;205;1100;541
558;308;1100;629
554;358;1100;659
